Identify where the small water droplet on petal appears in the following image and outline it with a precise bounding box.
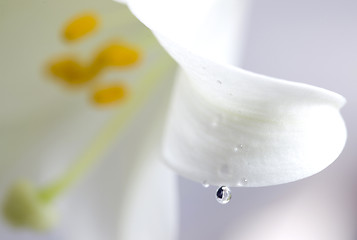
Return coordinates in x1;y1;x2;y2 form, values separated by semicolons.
233;144;244;152
216;186;231;204
202;181;210;188
238;178;248;186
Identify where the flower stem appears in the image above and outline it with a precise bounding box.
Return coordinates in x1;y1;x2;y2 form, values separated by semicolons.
38;54;175;203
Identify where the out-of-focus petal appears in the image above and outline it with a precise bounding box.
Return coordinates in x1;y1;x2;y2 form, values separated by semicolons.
0;0;178;239
117;96;178;240
54;78;178;240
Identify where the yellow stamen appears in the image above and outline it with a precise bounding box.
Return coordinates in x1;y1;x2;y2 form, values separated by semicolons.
48;56;97;85
47;43;141;87
38;55;175;204
2;53;175;231
92;84;128;105
63;13;98;42
93;42;140;69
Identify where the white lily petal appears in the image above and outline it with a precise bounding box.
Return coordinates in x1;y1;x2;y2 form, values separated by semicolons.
121;0;218;48
123;0;347;186
119;0;251;64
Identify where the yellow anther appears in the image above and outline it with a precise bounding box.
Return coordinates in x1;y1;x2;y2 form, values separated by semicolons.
63;13;98;42
92;84;128;105
48;57;97;85
93;42;140;69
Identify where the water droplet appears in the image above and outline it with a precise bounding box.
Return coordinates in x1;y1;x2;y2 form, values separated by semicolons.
216;186;231;204
217;80;222;85
238;178;248;186
202;181;210;188
233;144;244;152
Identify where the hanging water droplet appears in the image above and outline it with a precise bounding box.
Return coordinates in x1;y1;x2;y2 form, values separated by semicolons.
216;186;231;204
202;181;210;188
238;177;248;186
233;144;244;152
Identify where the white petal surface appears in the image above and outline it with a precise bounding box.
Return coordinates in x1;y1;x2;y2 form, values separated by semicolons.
123;0;347;186
121;0;251;64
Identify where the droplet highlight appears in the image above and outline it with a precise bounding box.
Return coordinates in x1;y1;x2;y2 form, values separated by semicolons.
233;144;244;152
216;186;231;204
238;178;248;186
202;181;210;188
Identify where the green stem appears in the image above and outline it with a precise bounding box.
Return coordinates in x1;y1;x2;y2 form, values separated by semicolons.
38;55;175;203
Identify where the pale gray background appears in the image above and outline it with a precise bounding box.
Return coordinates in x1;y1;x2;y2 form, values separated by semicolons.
179;0;357;239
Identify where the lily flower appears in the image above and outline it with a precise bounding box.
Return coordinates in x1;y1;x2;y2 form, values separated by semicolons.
0;0;347;240
121;0;346;187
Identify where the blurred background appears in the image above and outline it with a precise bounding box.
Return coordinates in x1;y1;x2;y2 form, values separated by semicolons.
179;0;357;239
